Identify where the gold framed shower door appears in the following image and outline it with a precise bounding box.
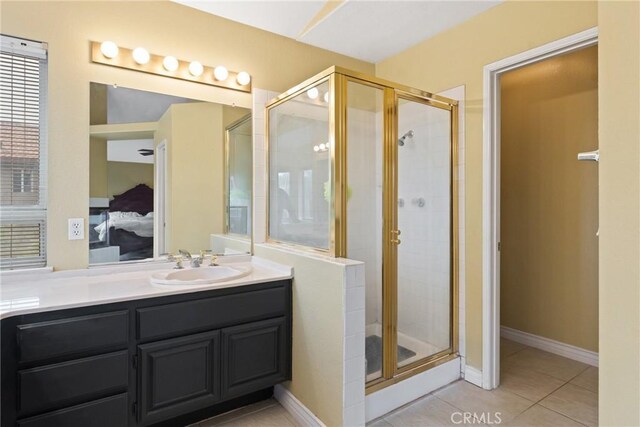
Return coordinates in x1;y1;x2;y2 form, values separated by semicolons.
265;67;459;393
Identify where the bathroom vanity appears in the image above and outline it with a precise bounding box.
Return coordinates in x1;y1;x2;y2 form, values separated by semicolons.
0;260;292;427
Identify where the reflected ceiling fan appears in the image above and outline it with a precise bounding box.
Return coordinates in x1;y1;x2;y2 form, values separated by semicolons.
138;148;154;157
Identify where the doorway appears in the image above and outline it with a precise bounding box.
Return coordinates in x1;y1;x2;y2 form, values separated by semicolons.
482;28;599;389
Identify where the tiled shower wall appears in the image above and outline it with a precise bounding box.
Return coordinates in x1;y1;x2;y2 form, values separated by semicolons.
396;101;452;350
351;86;466;357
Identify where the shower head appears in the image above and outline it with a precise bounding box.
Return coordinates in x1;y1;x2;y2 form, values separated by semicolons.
398;130;414;146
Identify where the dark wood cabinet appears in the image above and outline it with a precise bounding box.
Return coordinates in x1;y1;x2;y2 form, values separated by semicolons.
222;317;288;399
138;331;221;425
17;394;129;427
1;279;292;427
18;350;128;416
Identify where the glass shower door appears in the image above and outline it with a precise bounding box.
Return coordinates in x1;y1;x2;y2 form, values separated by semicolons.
395;94;454;370
345;79;385;382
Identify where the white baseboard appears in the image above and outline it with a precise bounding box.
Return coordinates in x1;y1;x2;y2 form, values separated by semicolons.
463;365;483;387
501;326;598;367
274;384;325;427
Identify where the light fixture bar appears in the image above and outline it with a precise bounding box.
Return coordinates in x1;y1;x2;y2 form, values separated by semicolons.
90;41;251;93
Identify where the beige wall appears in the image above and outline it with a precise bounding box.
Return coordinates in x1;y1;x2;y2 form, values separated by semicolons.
253;243;348;427
0;0;373;270
89;138;108;198
107;161;154;200
169;103;224;253
376;0;597;370
500;46;598;351
154;102;231;253
89;141;154;200
597;1;640;425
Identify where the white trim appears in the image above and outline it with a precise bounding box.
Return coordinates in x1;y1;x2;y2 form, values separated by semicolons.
463;365;483;388
0;34;47;59
482;27;598;390
154;140;168;256
274;384;325;427
365;357;461;422
501;326;599;367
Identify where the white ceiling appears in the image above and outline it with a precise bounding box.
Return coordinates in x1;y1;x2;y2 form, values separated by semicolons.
173;0;502;63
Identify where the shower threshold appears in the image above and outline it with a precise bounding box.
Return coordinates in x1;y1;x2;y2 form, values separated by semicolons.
365;323;444;383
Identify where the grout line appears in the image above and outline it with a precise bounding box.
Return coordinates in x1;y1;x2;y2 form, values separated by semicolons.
520;404;591;427
567;380;599;394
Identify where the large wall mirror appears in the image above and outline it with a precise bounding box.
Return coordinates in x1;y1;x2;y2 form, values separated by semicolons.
89;83;251;265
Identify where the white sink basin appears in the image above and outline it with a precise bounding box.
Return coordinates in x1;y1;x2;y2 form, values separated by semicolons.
150;265;252;286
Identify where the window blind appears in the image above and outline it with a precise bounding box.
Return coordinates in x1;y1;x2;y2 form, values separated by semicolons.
0;35;47;270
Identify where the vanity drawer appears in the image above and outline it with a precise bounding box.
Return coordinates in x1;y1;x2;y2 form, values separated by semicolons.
137;285;286;341
17;393;128;427
17;310;129;363
18;351;128;416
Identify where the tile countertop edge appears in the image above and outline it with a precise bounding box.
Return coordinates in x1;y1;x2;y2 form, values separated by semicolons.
0;257;293;320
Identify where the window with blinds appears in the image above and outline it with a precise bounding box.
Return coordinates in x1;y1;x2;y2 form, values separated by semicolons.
0;35;47;270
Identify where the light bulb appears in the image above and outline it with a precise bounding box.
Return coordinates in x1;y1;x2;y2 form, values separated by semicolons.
307;87;319;100
163;56;179;72
319;143;326;151
189;61;204;77
313;145;320;152
236;71;251;86
132;47;150;65
324;92;330;103
213;66;228;81
100;41;119;59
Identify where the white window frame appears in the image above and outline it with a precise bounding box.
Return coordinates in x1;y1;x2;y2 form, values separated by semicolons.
0;35;48;270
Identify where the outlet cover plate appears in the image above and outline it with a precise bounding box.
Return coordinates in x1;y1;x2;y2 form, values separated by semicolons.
68;218;85;240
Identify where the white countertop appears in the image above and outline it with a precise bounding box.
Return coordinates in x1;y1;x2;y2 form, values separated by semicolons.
0;256;293;320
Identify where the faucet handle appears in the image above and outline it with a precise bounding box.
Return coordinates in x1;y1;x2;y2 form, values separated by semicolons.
172;255;184;269
210;254;219;267
178;249;192;260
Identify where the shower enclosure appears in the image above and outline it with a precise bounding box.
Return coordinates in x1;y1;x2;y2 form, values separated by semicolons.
266;67;458;392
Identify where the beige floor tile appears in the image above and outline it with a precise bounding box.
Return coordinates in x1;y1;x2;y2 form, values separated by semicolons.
501;348;589;381
195;400;282;427
504;404;585;427
367;418;393;427
435;380;533;424
501;338;527;359
217;405;297;427
570;366;598;393
383;395;462;427
500;366;566;402
540;383;598;427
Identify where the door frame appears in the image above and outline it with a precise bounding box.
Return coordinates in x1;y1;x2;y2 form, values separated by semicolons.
481;27;598;390
154;140;168;256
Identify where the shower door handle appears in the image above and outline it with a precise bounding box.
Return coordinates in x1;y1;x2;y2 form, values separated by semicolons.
577;149;599;162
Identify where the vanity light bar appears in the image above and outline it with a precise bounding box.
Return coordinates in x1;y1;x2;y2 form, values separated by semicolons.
91;41;251;93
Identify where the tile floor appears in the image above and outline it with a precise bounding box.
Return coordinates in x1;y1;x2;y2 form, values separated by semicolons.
190;398;297;426
369;339;598;427
192;339;598;426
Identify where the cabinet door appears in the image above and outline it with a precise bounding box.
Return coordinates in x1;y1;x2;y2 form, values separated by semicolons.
138;331;220;426
222;317;288;399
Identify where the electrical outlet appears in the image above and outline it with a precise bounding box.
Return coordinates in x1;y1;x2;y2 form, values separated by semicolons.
68;218;85;240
